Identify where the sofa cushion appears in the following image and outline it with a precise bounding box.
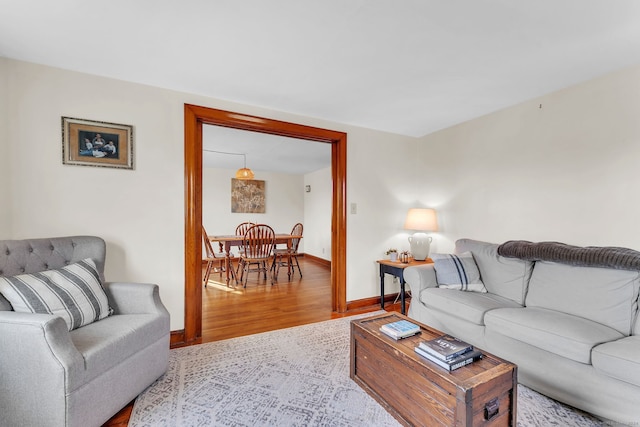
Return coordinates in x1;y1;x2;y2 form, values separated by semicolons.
592;336;640;387
420;287;522;326
0;259;112;331
525;261;640;335
69;313;167;390
431;252;487;292
485;307;624;364
455;239;533;305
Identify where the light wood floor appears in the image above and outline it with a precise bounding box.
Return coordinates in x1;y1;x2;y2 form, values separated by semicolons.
103;257;397;426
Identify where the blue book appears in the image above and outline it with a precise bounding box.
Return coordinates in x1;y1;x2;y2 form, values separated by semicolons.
379;320;420;339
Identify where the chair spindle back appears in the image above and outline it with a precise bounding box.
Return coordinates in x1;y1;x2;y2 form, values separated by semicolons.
244;224;275;259
290;223;303;253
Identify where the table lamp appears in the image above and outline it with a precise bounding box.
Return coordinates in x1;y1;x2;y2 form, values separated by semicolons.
404;208;438;261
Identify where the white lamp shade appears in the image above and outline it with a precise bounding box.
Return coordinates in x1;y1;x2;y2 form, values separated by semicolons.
404;208;438;231
404;208;438;260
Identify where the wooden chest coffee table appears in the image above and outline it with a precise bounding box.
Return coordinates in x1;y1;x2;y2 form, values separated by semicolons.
350;312;517;426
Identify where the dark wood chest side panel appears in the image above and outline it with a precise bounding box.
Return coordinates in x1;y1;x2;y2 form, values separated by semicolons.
352;328;454;425
350;314;517;427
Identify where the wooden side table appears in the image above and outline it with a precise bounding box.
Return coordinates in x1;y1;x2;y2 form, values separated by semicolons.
377;258;432;315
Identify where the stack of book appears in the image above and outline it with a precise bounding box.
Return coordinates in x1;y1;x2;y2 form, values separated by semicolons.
414;335;483;371
379;319;421;340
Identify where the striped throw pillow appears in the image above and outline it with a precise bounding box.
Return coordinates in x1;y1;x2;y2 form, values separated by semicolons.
431;252;487;292
0;258;112;330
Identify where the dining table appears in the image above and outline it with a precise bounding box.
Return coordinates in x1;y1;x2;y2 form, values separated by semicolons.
209;233;303;285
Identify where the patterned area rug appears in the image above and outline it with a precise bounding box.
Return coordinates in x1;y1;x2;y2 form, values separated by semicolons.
129;313;604;426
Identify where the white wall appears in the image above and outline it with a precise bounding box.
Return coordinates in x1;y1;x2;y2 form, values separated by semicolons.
303;166;331;260
0;58;10;236
203;167;304;252
4;60;187;327
415;64;640;253
1;58;417;328
9;57;633;324
346;128;417;300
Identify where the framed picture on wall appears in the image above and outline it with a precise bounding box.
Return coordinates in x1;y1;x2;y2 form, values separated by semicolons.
231;178;265;213
61;117;134;169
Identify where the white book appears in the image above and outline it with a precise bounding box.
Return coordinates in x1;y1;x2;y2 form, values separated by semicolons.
379;320;420;339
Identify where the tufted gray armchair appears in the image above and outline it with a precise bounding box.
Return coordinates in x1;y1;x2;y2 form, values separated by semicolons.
0;236;170;427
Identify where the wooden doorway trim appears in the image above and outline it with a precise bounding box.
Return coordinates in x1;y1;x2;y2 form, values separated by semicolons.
184;104;347;344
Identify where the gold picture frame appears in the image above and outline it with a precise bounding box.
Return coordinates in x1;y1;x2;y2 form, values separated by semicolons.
62;117;134;169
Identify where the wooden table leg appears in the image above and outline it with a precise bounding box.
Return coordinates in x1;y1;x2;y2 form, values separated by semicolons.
379;265;385;310
224;242;232;286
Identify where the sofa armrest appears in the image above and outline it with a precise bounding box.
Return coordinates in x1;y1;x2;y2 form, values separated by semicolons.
0;312;83;365
103;282;170;317
404;264;438;294
0;312;85;421
0;296;169;425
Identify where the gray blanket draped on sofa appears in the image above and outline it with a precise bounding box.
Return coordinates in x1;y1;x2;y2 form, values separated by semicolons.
498;240;640;270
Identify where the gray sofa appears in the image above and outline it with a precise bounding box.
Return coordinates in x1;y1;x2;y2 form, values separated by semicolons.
405;238;640;425
0;236;170;427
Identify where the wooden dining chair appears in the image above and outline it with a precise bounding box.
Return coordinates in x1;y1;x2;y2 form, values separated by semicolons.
235;222;255;237
234;222;254;276
238;224;276;287
273;223;303;280
202;225;235;287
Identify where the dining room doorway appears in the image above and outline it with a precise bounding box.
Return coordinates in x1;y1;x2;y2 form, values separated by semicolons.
183;104;347;344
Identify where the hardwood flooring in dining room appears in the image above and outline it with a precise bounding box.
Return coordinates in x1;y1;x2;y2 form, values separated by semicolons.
202;256;364;342
103;256;400;426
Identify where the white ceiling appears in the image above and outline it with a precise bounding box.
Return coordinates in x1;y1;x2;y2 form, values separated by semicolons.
202;125;331;174
2;1;640;172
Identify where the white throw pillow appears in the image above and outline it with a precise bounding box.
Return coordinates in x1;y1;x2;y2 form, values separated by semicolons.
431;252;487;292
0;258;112;330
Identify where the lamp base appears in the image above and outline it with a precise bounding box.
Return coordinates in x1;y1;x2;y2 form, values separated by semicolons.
408;232;433;261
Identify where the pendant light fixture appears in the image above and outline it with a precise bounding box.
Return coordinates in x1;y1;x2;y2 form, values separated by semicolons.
234;153;255;180
204;149;255;180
